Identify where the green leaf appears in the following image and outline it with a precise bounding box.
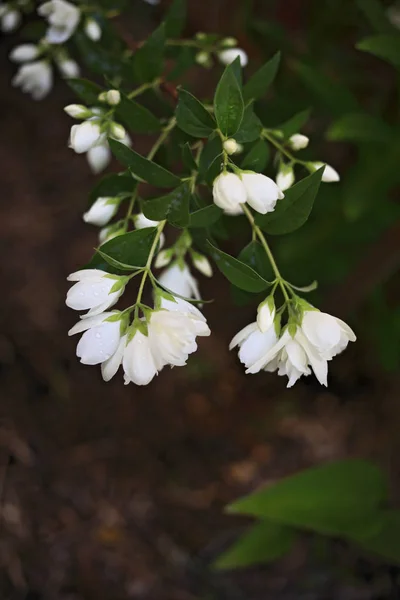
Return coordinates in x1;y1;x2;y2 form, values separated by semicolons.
241;139;270;171
237;241;274;281
96;249;143;272
74;32;124;78
214;58;244;136
235;103;263;143
189;205;222;227
89;172;135;204
357;0;395;33
198;134;223;185
109;139;181;188
67;78;103;104
164;0;186;38
215;521;295;570
356;511;400;563
256;169;323;235
176;89;216;137
88;228;157;272
132;23;165;83
228;459;387;538
181;142;198;172
243;51;281;102
143;183;189;227
207;241;270;292
327;112;392;143
115;93;161;134
357;34;400;69
278;109;311;139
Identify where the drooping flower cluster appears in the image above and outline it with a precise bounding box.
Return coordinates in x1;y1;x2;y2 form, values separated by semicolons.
213;170;284;215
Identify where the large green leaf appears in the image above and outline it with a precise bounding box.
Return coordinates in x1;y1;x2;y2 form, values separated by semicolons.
143;183;189;227
198;134;223;185
357;0;395;33
357;34;400;69
243;51;281;102
132;23;165;83
235;103;263;143
215;521;295;570
108;139;181;188
241;139;270;171
88;228;157;272
228;459;387;538
256;169;323;235
115;93;161;133
164;0;187;38
356;511;400;563
327;112;392;143
207;241;270;292
89;173;135;204
175;89;216;137
74;32;124;78
67;78;103;104
214;58;244;136
189;205;222;227
231;241;274;306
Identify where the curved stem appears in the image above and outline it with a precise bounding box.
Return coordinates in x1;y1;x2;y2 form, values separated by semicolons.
262;130;308;167
147;116;177;161
128;78;161;99
135;220;166;312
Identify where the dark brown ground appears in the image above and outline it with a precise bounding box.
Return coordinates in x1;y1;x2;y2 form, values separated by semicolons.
1;3;400;599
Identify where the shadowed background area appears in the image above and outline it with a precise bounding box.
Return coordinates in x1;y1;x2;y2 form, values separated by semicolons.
1;0;400;598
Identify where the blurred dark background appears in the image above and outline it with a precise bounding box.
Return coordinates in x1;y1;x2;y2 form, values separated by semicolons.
1;0;400;598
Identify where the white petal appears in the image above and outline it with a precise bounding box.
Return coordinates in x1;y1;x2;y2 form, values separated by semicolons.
76;320;121;365
68;312;117;336
101;334;126;381
296;330;328;386
229;322;258;350
87;144;111;174
238;327;277;370
246;330;291;374
123;332;158;385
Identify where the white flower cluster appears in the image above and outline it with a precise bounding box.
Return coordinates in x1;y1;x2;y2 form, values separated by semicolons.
66;270;210;385
230;299;355;387
213;170;284;215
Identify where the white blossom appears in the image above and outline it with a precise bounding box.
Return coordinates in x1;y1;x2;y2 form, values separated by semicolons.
12;60;53;100
123;330;158;386
213;172;246;214
219;48;248;67
57;58;80;78
66;269;126;316
223;138;240;155
84;17;101;41
99;224;124;245
158;262;200;300
38;0;80;44
311;162;340;183
154;248;173;269
289;133;309;151
87;143;111;174
105;89;120;105
109;121;126;140
0;6;21;32
257;296;275;333
68;311;123;370
276;164;295;191
301;310;356;360
64;104;90;119
9;44;40;62
69;120;105;154
134;213;165;248
230;321;278;371
241;172;284;214
83;197;119;227
191;252;213;278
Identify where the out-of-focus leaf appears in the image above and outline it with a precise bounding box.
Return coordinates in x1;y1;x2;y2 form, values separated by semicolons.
214;58;244;136
278;109;311;139
356;511;400;563
327;112;392;143
207;241;271;292
189;205;222;227
176;89;216;137
198;134;223;185
164;0;186;37
67;78;103;104
89;173;135;204
143;183;189;227
243;51;281;102
357;0;395;33
74;32;124;78
357;34;400;69
115;93;161;133
132;23;165;83
241;139;270;171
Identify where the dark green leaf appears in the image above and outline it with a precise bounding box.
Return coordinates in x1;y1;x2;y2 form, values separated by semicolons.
167;46;196;81
243;51;281;102
143;183;189;227
357;0;395;33
176;89;216;137
109;139;181;188
357;34;400;69
74;32;124;78
256;169;323;235
88;228;157;272
89;173;136;204
132;23;165;83
96;249;143;271
238;241;274;281
215;521;295;569
189;205;222;227
357;511;400;563
235;103;263;143
278;109;311;139
198;134;223;185
228;460;387;538
241;139;270;171
207;241;270;292
67;78;103;104
214;58;244;136
181;142;198;172
164;0;186;38
115;93;161;133
327;112;392;143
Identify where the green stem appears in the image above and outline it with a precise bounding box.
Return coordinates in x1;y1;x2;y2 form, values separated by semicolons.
262;130;308;167
128;78;161;99
135;220;166;310
147;116;177;161
241;203;290;303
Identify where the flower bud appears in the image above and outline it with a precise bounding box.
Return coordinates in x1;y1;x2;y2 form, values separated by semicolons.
83;197;119;227
155;248;173;269
99;224;124;245
9;44;39;62
1;8;20;32
69;120;103;154
219;48;248;67
221;37;238;47
309;162;340;183
195;31;207;40
191;251;213;278
195;51;212;67
257;296;276;333
106;89;121;105
84;17;101;41
213;172;246;214
98;91;108;102
223;138;240;155
64;104;90;119
241;172;284;214
110;121;126;140
276;163;295;191
289;133;309;151
58;58;80;78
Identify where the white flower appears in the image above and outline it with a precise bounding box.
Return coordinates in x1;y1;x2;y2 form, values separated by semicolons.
159;295;208;331
154;248;173;269
257;296;275;333
9;44;40;62
311;162;340;183
223;138;240;155
38;0;80;44
105;89;120;106
276;164;295;191
64;104;90;119
219;48;248;67
134;213;165;248
83;197;119;227
289;134;309;151
69;120;104;154
191;252;213;278
148;307;210;370
241;172;284;214
109;121;126;140
213;172;246;214
87;143;111;174
301;310;356;360
12;61;53;100
68;311;123;370
99;224;124;245
84;17;101;41
0;6;21;32
66;269;126;316
123;330;158;386
230;321;278;370
158;262;200;300
57;58;80;78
